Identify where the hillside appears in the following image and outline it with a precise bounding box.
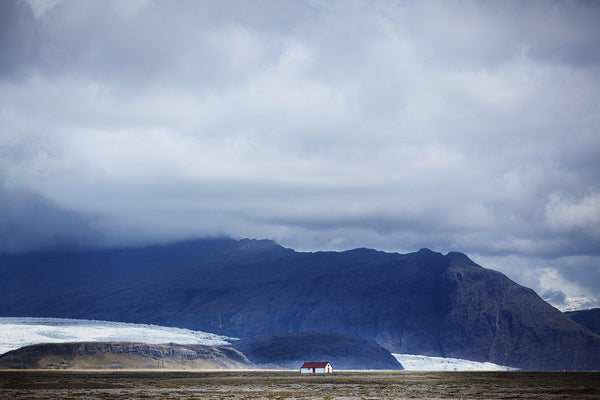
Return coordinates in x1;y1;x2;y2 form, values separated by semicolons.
0;342;252;369
1;237;599;370
232;332;402;370
565;308;600;336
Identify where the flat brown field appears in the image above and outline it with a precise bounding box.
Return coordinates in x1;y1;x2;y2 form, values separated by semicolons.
1;370;599;399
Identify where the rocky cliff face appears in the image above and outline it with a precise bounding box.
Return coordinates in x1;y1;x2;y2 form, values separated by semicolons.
0;342;253;369
439;254;600;369
1;238;599;370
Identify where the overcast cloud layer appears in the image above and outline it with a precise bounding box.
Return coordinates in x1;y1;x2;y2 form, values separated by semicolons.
1;0;599;310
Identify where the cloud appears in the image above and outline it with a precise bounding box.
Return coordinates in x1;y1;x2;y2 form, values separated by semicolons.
546;193;600;238
25;0;62;19
0;183;101;254
542;289;567;307
1;0;599;305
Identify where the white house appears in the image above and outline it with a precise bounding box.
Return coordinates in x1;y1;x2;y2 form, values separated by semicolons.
300;361;333;373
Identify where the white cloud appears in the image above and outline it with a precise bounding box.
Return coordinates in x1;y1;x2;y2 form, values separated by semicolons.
473;253;600;311
25;0;62;19
546;193;600;237
1;0;600;306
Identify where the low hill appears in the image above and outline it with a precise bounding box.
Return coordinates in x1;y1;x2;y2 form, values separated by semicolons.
0;342;253;370
565;308;600;336
232;332;403;370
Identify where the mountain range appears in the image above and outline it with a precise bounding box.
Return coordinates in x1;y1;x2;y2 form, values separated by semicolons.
1;237;599;370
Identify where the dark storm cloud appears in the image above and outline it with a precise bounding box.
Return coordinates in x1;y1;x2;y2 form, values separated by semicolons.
0;183;100;254
1;0;599;308
0;0;39;78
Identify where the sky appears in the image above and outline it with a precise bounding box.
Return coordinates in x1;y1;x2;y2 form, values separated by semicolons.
1;0;599;310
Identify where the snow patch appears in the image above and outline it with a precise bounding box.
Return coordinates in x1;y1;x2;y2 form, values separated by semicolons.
0;317;234;355
558;295;600;312
393;353;517;371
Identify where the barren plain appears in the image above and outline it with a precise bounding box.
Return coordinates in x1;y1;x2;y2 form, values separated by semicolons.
1;370;599;399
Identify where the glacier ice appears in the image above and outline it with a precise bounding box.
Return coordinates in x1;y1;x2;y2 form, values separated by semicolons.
393;353;517;371
0;317;518;370
0;317;233;355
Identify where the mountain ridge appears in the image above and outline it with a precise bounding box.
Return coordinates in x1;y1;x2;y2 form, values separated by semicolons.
1;237;599;370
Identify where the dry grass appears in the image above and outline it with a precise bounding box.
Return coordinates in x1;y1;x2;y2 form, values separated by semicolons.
0;370;599;399
35;354;233;370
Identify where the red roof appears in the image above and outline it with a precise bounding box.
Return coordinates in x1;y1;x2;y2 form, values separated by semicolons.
301;362;330;368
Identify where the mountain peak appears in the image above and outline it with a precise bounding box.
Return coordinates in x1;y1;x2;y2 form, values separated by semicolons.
445;251;478;267
2;238;599;370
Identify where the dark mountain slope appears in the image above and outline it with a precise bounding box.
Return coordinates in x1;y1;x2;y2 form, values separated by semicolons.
232;332;403;370
440;254;600;370
1;237;599;370
566;308;600;336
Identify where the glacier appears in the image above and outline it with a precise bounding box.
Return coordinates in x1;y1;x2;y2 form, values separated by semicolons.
0;317;233;355
1;317;516;370
393;353;517;371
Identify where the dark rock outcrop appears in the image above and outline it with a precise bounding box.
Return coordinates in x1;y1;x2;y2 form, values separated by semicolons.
0;342;253;369
1;237;600;370
232;332;403;370
565;308;600;336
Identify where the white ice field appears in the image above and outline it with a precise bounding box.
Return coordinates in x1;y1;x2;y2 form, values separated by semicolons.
392;353;516;371
0;317;515;370
0;317;233;355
